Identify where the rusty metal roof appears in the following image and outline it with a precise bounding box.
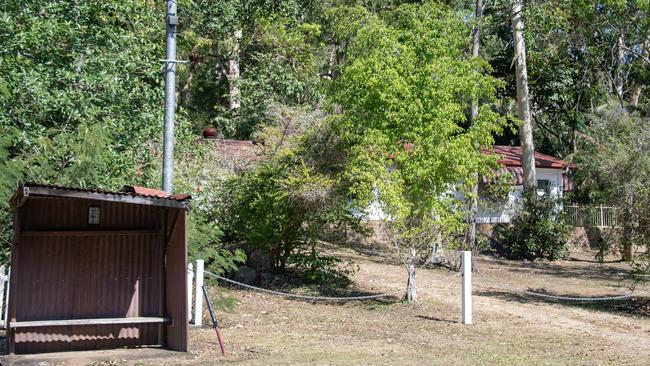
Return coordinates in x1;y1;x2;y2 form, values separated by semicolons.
12;183;191;209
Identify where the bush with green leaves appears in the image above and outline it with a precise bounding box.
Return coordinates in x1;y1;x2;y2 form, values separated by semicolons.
575;108;650;264
288;251;358;289
495;193;570;260
222;155;359;274
219;112;363;286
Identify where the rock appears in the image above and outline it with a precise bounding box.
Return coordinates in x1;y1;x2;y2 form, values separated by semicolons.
247;249;270;271
232;265;257;285
258;271;274;286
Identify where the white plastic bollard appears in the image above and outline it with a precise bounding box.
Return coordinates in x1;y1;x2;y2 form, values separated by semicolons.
4;267;9;329
0;265;5;324
187;263;194;323
461;251;472;325
194;259;204;326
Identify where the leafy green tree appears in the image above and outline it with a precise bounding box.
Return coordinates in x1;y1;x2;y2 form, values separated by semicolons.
0;1;166;187
0;1;243;273
575;107;650;262
329;2;506;301
483;0;650;158
179;0;322;138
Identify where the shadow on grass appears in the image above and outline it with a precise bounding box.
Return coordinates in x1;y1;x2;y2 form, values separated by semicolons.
415;315;458;324
334;240;403;267
476;289;650;317
481;257;632;283
566;256;624;264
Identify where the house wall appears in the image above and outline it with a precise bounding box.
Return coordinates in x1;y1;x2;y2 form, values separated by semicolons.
355;168;567;226
477;168;565;224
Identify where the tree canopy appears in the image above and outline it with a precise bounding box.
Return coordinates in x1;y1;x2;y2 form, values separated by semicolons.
1;0;650;282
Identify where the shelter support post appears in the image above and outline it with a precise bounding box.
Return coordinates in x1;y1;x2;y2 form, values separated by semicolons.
165;210;188;351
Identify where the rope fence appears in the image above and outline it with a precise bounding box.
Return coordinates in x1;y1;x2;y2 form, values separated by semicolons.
186;255;644;328
183;257;646;330
204;270;402;301
203;268;638;303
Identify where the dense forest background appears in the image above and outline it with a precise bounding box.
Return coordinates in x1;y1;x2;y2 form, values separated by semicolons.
1;0;649;278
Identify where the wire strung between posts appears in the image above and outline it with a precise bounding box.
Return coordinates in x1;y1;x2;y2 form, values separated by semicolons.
204;270;402;301
474;272;636;302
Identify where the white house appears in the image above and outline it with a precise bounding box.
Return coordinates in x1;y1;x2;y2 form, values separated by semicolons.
477;145;575;223
359;145;575;224
205;138;575;226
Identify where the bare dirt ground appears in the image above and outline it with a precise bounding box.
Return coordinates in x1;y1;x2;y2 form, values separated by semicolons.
7;245;650;366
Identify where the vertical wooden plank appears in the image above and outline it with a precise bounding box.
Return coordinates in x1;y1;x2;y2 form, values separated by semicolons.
159;209;167;347
165;209;188;352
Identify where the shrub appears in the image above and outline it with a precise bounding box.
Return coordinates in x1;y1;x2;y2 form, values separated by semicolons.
288;250;358;289
495;193;570;260
188;212;246;274
222;156;360;272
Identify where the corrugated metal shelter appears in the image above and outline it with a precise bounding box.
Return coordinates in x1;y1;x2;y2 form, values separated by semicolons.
6;183;190;354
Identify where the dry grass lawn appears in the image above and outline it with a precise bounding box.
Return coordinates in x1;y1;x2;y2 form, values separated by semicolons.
6;245;648;366
161;245;650;366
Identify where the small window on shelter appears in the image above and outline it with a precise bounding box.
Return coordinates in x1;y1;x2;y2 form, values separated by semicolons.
88;206;100;225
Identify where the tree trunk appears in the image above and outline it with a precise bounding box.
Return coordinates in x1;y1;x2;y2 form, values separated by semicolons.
228;29;242;114
427;228;444;265
510;0;537;194
630;85;644;108
181;44;201;106
570;122;577;154
466;0;484;253
404;246;417;302
630;33;649;108
615;30;627;109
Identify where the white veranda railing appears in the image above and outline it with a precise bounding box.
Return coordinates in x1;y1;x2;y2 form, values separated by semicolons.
565;205;619;228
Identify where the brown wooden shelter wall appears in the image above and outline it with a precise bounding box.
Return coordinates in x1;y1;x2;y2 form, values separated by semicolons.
21;197;163;231
8;196;188;354
164;210;188;351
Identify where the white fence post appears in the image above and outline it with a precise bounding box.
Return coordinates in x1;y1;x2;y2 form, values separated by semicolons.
0;265;5;328
599;204;604;227
194;259;204;326
187;263;194;323
461;251;472;325
4;267;9;329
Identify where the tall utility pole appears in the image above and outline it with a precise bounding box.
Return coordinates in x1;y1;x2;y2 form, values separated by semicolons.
162;0;178;193
466;0;484;253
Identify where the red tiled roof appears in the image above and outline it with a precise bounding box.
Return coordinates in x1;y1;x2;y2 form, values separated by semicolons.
484;145;575;169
